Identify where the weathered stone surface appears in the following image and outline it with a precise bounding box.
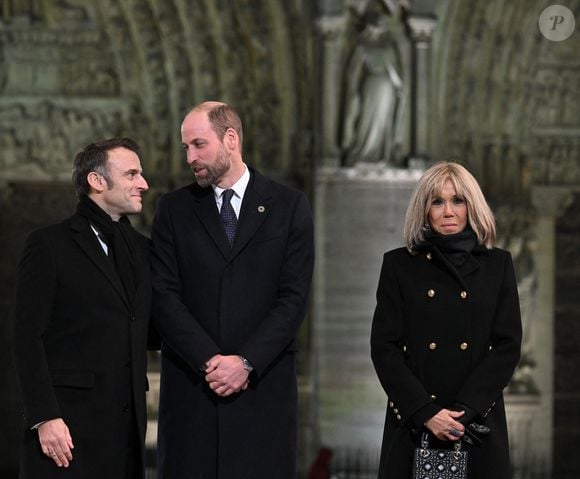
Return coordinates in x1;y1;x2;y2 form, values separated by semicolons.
314;166;421;453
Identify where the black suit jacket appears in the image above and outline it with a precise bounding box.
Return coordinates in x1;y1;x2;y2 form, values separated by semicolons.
151;168;314;479
12;213;151;479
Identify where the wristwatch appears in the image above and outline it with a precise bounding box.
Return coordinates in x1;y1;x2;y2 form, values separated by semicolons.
238;355;254;372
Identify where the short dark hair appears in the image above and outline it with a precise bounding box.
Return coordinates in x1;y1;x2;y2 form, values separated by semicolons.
72;137;140;197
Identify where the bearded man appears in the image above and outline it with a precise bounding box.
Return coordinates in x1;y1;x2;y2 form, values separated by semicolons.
150;101;314;479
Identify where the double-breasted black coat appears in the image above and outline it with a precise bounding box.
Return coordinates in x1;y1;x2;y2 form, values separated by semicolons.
151;168;314;479
371;245;522;479
12;213;151;479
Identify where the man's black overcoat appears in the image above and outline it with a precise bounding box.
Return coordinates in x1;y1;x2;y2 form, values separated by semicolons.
151;168;314;479
371;246;522;479
12;213;151;479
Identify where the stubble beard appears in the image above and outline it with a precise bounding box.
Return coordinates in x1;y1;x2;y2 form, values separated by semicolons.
194;145;231;188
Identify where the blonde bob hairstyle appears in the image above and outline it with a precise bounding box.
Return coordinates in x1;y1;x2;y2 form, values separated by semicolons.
403;161;496;252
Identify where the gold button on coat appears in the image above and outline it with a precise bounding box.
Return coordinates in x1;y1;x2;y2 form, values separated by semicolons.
427;289;435;298
396;414;402;420
426;252;432;260
393;408;399;414
429;342;437;350
460;291;468;299
460;342;468;350
389;401;394;408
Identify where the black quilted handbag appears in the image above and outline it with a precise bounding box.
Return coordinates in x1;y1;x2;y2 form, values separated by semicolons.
413;432;468;479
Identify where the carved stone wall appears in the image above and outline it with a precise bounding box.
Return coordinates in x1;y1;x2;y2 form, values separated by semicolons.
0;1;316;185
315;0;580;476
554;192;580;478
0;1;316;475
430;2;580;475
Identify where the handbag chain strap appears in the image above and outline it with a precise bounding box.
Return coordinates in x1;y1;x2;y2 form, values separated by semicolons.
420;432;464;460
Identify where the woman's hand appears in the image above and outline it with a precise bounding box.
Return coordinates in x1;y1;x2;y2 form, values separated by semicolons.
424;408;465;441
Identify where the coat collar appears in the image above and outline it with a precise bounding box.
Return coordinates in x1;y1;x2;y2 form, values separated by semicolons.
428;246;482;291
188;167;273;261
69;214;132;308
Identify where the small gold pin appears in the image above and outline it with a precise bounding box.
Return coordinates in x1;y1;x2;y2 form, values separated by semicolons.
258;206;265;213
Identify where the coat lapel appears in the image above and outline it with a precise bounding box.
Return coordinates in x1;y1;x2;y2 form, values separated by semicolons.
189;184;233;259
231;169;272;258
188;169;272;260
69;215;130;308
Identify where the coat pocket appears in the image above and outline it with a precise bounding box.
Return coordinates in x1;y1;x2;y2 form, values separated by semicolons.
50;369;95;389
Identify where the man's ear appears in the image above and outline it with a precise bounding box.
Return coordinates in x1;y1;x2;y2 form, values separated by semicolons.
224;128;239;151
87;172;106;193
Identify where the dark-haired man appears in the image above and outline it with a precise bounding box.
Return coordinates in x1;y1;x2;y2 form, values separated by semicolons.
13;138;151;478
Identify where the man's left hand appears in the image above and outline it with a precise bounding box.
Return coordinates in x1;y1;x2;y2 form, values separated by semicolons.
205;354;249;396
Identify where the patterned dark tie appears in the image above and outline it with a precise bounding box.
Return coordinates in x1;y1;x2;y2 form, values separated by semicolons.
220;189;237;245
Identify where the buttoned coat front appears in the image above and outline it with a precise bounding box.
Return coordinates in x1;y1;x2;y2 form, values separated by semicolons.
12;214;151;479
371;246;521;479
151;168;314;479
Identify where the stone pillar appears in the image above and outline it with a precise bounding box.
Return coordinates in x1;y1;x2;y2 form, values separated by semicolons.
553;191;580;478
315;14;347;167
526;185;576;476
312;164;422;465
406;15;436;165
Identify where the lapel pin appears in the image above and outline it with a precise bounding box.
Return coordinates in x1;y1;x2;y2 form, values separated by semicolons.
257;205;266;213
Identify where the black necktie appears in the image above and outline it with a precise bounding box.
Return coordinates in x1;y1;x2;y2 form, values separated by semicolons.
220;189;237;245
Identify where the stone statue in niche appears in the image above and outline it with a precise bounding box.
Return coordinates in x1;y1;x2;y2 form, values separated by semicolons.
340;1;404;166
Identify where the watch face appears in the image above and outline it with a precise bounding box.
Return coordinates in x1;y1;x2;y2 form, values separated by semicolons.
239;356;253;372
243;359;250;370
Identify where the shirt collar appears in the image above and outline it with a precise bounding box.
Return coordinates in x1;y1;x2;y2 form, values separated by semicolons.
212;164;250;200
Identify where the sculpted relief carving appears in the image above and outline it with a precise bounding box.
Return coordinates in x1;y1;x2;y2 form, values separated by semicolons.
0;101;128;180
534;68;580;128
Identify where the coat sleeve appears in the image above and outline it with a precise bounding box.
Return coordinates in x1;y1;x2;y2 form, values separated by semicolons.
238;192;315;377
150;194;221;373
370;252;440;424
455;251;522;415
12;231;61;428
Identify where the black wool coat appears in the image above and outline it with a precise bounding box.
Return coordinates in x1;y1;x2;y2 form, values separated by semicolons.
151;168;315;479
12;213;151;479
371;246;522;479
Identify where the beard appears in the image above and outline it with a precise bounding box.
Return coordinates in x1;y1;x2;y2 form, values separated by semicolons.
194;144;232;188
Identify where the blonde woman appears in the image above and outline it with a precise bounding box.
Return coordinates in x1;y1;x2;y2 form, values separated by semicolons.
371;161;522;478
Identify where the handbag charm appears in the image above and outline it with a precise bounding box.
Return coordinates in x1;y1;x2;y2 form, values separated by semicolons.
413;432;468;479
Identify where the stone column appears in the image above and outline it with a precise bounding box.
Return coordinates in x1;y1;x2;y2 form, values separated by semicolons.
315;14;347;167
526;185;576;475
313;164;422;467
406;15;436;165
